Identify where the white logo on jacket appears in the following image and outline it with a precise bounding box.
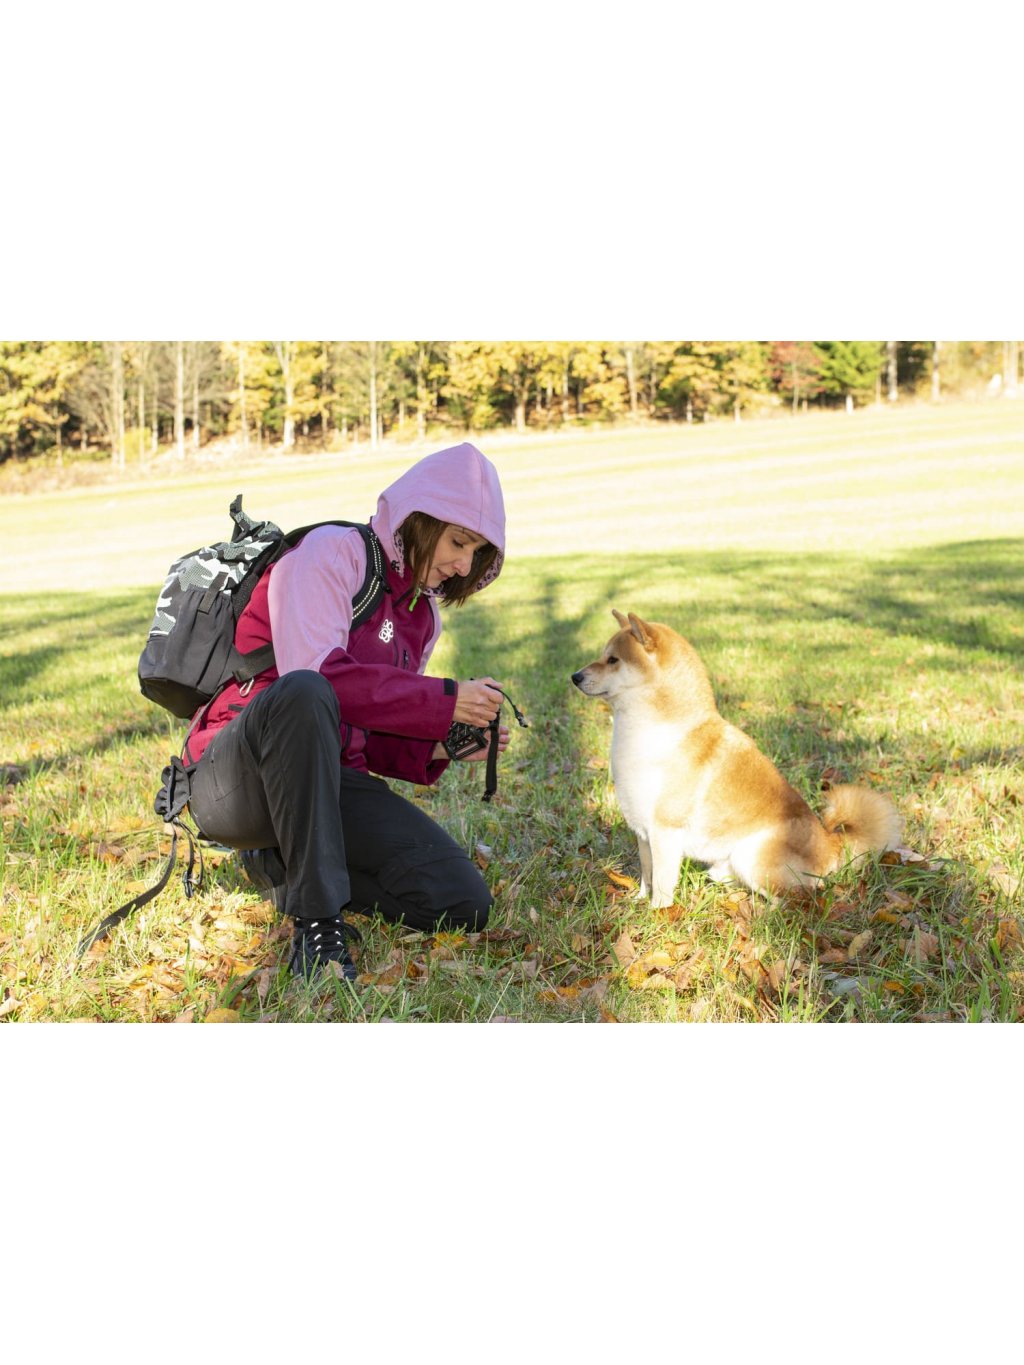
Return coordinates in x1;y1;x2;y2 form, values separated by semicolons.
379;619;395;643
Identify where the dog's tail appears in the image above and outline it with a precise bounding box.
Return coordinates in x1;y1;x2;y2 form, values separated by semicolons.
822;783;902;864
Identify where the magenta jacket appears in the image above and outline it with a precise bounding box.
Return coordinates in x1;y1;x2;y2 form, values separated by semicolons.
183;443;506;785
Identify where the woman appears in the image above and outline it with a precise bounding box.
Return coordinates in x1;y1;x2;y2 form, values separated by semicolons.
184;442;511;980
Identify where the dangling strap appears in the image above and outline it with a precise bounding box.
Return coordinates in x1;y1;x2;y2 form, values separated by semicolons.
482;720;501;802
74;757;203;959
481;689;529;803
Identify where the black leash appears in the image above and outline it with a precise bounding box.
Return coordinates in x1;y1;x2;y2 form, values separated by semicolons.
483;689;529;802
75;757;203;958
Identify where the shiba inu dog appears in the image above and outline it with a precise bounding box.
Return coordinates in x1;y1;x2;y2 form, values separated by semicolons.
571;611;901;906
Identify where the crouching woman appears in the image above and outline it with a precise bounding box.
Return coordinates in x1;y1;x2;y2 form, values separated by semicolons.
182;442;511;979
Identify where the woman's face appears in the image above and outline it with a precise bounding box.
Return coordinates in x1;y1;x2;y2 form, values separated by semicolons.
427;524;488;588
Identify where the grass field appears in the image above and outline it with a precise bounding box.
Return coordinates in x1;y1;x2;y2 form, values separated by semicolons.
2;402;1022;1023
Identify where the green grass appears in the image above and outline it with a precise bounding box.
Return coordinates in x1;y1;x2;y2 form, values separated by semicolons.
1;403;1022;1022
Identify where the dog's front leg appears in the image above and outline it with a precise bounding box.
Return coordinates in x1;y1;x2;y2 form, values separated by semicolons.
647;827;686;908
637;835;653;900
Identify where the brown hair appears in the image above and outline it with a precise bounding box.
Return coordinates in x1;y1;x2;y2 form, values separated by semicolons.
398;512;498;607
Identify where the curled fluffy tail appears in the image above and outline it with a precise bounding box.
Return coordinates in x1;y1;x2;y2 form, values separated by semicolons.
822;783;902;860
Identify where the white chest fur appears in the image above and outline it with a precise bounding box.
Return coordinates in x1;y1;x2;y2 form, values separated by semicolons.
610;712;678;836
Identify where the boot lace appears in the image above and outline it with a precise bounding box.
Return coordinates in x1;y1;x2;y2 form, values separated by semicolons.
298;916;361;957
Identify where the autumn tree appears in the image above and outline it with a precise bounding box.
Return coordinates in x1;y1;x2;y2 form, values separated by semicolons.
0;341;86;461
817;341;884;408
769;341;824;412
391;342;449;441
657;343;723;421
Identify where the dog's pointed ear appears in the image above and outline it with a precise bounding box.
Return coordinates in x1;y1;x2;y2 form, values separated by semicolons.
612;609;628;629
627;613;655;649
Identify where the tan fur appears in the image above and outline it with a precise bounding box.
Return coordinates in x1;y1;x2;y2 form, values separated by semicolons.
571;611;902;906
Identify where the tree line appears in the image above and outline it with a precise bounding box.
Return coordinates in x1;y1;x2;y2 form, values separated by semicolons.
0;340;1018;465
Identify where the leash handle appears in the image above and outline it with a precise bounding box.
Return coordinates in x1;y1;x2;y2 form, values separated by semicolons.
74;756;203;959
74;821;200;958
481;688;528;803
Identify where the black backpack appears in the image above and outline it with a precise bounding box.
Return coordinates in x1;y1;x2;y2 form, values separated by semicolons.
77;496;388;959
138;494;388;719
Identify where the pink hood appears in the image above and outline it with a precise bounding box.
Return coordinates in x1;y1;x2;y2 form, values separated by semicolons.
371;442;506;594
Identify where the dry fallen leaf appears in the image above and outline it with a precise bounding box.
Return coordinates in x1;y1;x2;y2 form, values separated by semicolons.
429;933;467;961
994;919;1023;954
988;865;1022;900
634;971;677;991
605;869;638;892
654;903;689;922
847;930;874;960
907;928;940;964
204;1008;241;1023
612;931;638;968
819;948;849;965
765;959;789;993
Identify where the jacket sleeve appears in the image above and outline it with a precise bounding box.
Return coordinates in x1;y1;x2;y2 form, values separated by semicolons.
318;647;458;738
363;732;451;786
267;525;362;670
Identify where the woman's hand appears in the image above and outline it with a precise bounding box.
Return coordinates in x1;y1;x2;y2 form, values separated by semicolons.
461;724;510;761
431;726;510;763
452;677;503;728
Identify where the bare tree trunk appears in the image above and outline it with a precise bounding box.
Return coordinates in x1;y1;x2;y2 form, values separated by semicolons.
138;374;145;461
111;343;125;467
792;359;798;414
238;345;249;449
175;340;185;459
1007;340;1019;396
320;342;331;447
625;345;638;420
369;342;378;451
151;354;159;454
273;341;295;449
561;363;570;422
686;395;693;424
733;397;741;422
931;341;942;401
416;347;427;442
284;351;295;448
887;340;898;402
192;361;200;449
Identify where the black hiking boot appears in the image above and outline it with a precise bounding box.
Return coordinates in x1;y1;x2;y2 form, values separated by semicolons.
238;847;288;913
289;915;360;982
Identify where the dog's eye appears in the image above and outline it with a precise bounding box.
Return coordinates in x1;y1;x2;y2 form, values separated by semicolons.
606;655;618;664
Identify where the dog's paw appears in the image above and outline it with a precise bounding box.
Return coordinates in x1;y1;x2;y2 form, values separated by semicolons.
707;861;736;884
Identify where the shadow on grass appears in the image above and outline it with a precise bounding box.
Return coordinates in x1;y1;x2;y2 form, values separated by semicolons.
0;588;155;701
623;538;1023;663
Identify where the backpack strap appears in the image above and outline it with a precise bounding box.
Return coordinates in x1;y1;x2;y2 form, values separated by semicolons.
75;757;202;958
231;522;388;686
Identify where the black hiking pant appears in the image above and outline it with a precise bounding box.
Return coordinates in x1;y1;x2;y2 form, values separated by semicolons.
187;671;491;932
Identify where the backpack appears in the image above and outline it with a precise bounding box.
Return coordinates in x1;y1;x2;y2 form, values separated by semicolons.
138;494;388;719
